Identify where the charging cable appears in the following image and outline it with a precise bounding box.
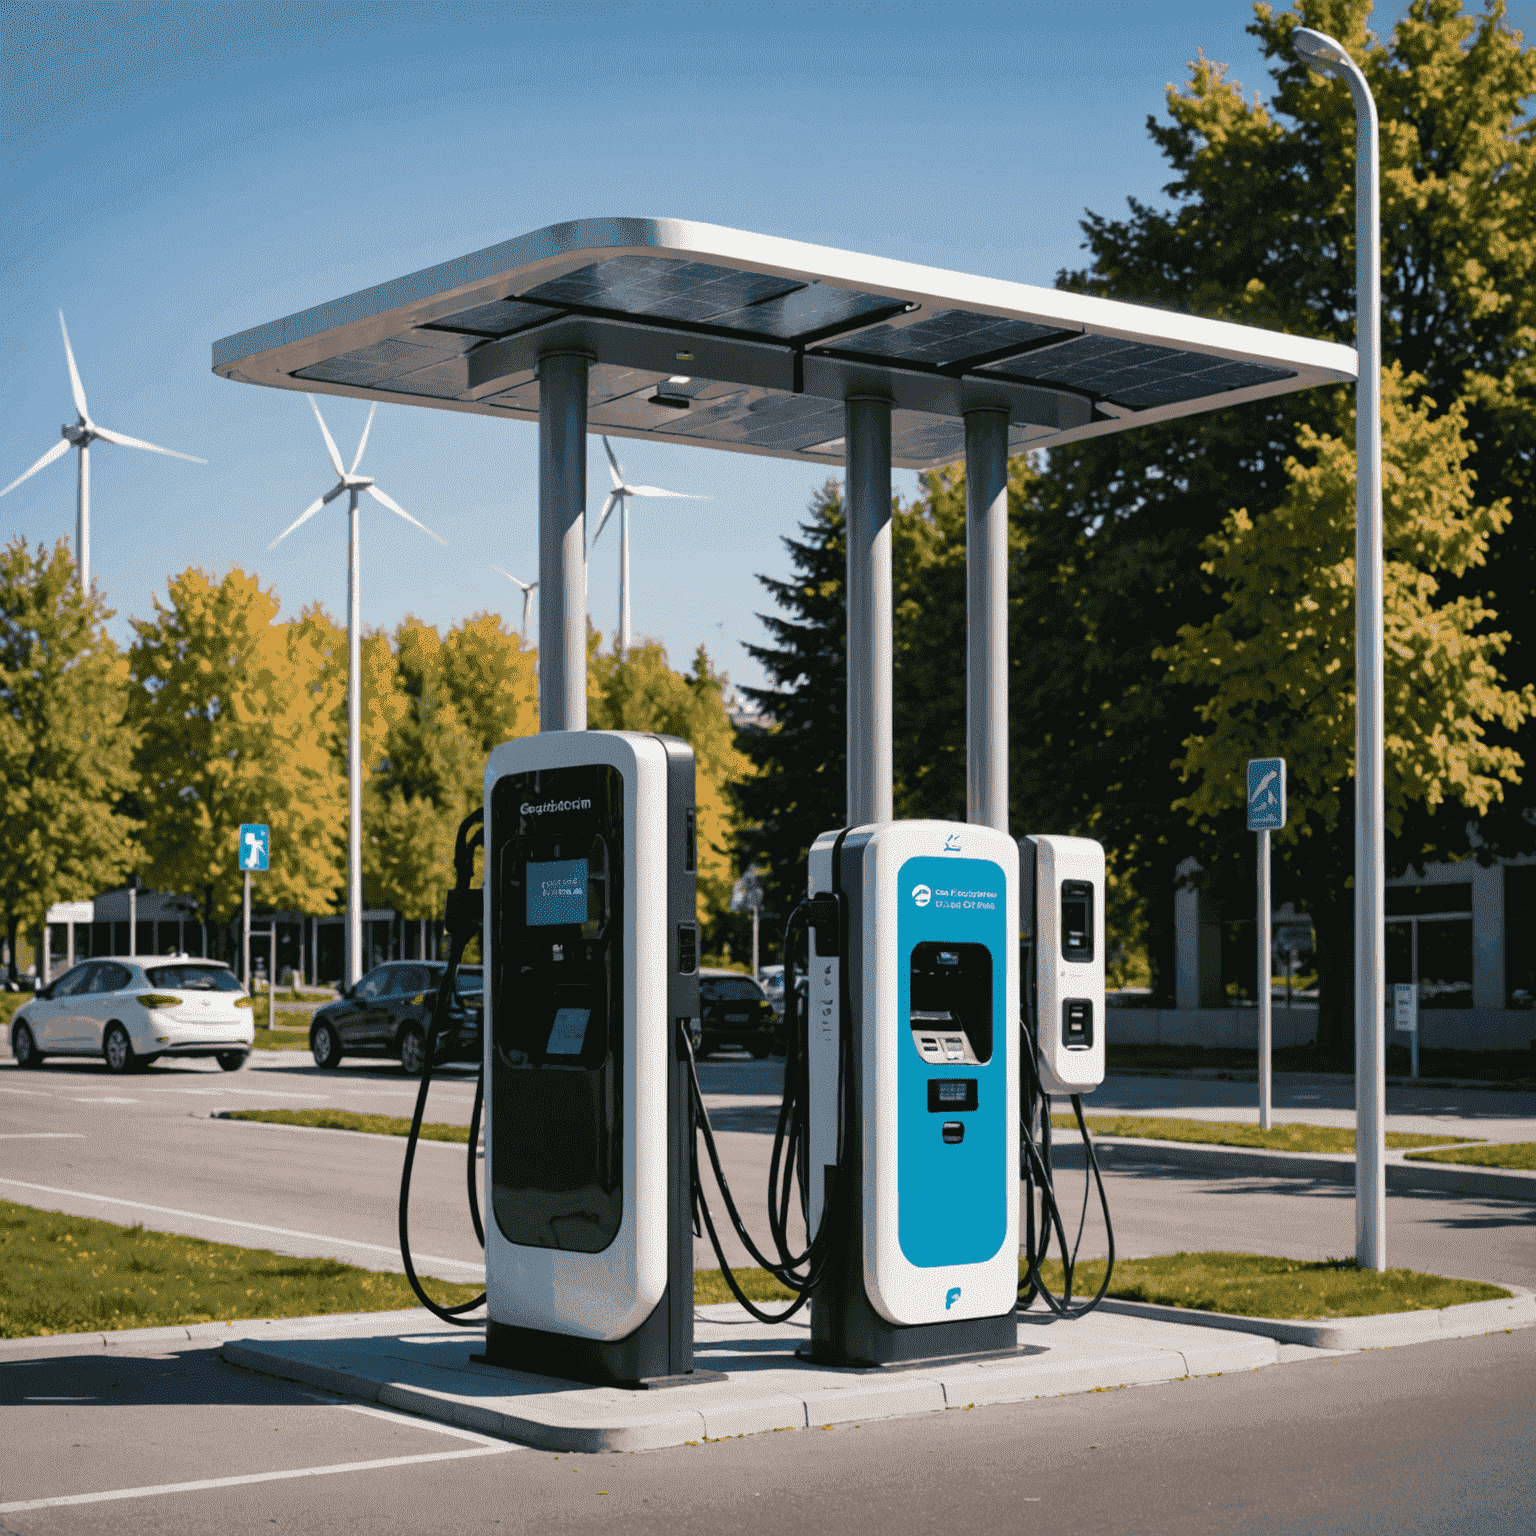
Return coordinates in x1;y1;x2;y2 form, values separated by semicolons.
686;894;844;1324
398;808;487;1326
1017;940;1115;1318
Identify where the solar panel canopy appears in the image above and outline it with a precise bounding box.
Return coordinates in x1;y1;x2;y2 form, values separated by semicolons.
213;218;1357;471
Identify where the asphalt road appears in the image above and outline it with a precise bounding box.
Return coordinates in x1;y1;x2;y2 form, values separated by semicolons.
2;1322;1531;1532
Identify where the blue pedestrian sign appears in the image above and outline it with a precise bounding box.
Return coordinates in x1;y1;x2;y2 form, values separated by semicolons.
238;823;270;872
1246;759;1286;832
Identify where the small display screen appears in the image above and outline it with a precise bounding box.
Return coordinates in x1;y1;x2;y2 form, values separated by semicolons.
527;859;588;926
1061;880;1095;961
927;1078;978;1112
546;1007;591;1056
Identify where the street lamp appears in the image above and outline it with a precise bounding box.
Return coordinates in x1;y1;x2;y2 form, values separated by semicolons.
1293;25;1386;1271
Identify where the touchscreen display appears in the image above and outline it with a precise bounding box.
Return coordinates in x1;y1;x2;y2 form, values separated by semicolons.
527;859;588;926
546;1008;592;1056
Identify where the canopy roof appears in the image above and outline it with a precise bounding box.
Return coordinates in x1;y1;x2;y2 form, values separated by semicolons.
213;217;1356;471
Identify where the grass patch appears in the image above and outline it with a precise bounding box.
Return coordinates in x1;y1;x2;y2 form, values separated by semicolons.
693;1266;796;1305
224;1108;469;1143
0;1199;480;1338
1404;1142;1536;1170
0;993;28;1029
1031;1250;1508;1320
1105;1041;1535;1086
1051;1113;1475;1155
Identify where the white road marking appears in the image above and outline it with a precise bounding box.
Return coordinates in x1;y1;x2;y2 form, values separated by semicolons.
70;1096;136;1104
0;1133;85;1140
0;1086;53;1096
0;1178;484;1273
0;1444;513;1514
297;1390;508;1447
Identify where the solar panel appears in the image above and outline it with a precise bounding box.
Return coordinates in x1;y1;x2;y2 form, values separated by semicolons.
420;298;556;338
821;308;1072;368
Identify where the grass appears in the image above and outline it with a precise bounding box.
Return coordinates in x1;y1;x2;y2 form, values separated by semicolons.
1405;1142;1536;1170
0;1199;481;1339
1105;1041;1535;1086
690;1251;1509;1319
224;1107;468;1142
1050;1113;1476;1155
0;993;26;1028
1035;1251;1508;1319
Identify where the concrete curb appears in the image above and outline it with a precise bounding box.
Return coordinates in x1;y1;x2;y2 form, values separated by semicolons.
1057;1136;1536;1202
1099;1283;1536;1350
219;1309;1281;1453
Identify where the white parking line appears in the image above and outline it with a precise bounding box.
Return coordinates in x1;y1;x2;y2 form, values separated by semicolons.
0;1133;85;1140
0;1179;484;1273
0;1085;54;1096
0;1444;513;1514
298;1390;508;1447
70;1096;136;1104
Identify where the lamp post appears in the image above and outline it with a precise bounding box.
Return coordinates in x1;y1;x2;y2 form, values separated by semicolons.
1292;26;1385;1271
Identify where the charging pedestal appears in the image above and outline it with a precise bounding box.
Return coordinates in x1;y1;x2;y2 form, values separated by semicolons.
804;820;1019;1366
480;730;700;1387
1020;836;1106;1095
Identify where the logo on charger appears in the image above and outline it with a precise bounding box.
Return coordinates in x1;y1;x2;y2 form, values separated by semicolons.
943;832;962;852
945;1287;961;1311
912;884;932;908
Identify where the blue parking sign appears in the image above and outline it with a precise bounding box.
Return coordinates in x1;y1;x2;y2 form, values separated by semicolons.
238;823;270;872
1246;760;1286;832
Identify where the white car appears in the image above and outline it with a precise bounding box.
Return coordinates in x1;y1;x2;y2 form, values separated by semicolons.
9;956;254;1075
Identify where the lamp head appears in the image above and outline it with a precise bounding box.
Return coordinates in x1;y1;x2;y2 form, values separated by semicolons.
1293;26;1350;74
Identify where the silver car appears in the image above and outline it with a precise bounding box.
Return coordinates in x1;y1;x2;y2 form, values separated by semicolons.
9;956;254;1075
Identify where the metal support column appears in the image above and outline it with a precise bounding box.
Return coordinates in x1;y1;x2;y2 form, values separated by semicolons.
346;488;362;988
965;408;1010;833
845;396;893;827
77;440;90;594
539;352;592;733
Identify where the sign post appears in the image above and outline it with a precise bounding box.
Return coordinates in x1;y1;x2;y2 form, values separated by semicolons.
730;866;765;982
238;824;270;990
1393;981;1419;1080
1247;760;1286;1131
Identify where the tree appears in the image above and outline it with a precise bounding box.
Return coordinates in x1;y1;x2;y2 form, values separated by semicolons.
590;638;751;954
129;568;346;949
0;537;137;980
1159;368;1532;1053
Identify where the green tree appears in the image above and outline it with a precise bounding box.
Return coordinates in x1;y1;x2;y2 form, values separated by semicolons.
1160;369;1532;1052
129;568;346;949
0;537;137;980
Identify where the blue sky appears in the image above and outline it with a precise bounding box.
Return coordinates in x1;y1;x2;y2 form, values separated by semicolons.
6;1;1529;700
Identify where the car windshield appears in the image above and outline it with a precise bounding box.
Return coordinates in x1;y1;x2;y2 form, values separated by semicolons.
705;978;765;1003
146;964;243;993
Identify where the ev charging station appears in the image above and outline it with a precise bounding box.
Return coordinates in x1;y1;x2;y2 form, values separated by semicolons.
216;216;1355;1385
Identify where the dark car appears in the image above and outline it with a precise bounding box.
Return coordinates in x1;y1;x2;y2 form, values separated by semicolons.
309;961;483;1074
697;969;778;1059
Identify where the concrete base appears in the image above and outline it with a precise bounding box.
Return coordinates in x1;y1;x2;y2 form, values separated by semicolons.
220;1302;1280;1453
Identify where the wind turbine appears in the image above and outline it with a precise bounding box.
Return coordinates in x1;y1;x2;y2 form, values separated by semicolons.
591;436;709;659
491;566;538;645
0;312;205;591
268;396;445;990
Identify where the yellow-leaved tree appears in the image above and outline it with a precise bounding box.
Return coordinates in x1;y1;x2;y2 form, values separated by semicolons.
129;568;346;949
1158;367;1533;1055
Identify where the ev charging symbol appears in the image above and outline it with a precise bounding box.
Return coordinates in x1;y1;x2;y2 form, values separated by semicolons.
913;885;932;908
945;1287;961;1311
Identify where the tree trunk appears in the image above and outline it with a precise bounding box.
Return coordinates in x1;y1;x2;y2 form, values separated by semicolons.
1146;852;1181;1010
1311;888;1355;1065
4;912;17;987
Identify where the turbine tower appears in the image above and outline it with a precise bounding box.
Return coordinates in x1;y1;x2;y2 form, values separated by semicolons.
591;436;708;659
0;312;205;591
268;396;445;989
492;566;538;645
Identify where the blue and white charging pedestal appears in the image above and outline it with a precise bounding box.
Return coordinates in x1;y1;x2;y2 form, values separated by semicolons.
805;820;1019;1366
1020;835;1106;1094
480;730;701;1387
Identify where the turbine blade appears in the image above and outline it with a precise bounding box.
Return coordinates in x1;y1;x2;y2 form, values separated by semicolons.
365;483;446;544
0;438;72;498
602;436;624;489
268;494;329;550
491;564;532;594
591;492;619;546
90;424;206;463
308;395;345;477
349;402;377;474
59;312;89;421
627;485;711;500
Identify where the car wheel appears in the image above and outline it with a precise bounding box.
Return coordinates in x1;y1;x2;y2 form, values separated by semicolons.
398;1025;426;1077
311;1021;342;1070
216;1051;248;1072
103;1023;136;1075
12;1024;41;1069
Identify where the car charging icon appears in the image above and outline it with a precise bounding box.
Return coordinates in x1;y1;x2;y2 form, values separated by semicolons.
913;884;932;908
945;1287;961;1311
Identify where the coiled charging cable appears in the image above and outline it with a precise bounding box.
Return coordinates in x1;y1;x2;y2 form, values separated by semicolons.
398;808;487;1326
